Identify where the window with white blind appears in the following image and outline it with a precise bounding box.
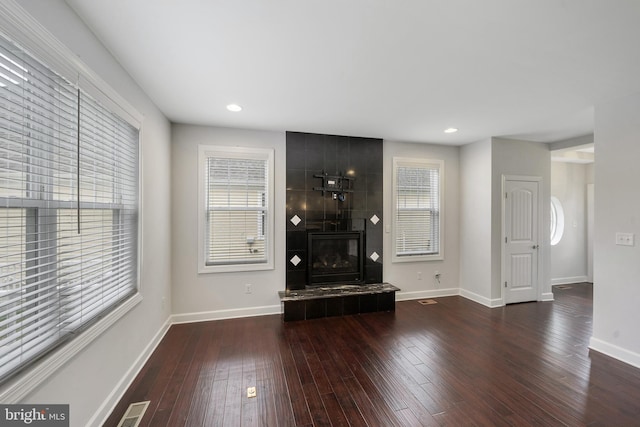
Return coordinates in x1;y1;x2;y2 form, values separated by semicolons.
392;157;443;262
0;32;139;384
198;146;274;273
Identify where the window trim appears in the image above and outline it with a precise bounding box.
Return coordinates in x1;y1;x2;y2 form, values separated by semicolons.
0;0;142;402
392;157;444;263
198;145;275;274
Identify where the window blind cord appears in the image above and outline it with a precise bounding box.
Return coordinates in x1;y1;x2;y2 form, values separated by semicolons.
76;88;80;234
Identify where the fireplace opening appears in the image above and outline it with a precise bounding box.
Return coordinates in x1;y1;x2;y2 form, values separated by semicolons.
307;231;364;286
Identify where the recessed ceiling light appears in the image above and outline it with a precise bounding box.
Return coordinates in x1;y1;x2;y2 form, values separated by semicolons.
444;128;458;133
226;104;242;112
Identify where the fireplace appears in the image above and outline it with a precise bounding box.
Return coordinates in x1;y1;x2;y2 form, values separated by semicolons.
307;231;364;286
282;133;393;320
285;132;383;291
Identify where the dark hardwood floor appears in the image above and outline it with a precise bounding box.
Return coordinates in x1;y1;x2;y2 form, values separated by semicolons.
104;284;640;426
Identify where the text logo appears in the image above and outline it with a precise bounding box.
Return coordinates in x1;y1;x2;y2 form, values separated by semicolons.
0;405;69;426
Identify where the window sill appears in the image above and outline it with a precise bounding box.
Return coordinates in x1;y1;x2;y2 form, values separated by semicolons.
392;254;444;263
198;261;274;274
0;292;142;403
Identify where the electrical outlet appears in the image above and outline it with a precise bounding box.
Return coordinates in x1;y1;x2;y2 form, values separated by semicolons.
616;232;635;246
247;386;256;398
245;284;253;294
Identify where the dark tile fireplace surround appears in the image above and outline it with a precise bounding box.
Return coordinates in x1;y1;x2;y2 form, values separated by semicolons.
279;132;399;321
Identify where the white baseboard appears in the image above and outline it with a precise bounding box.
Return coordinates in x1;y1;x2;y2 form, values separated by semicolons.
396;288;459;301
589;337;640;370
551;276;589;285
397;288;506;308
90;317;172;427
171;304;282;324
541;292;554;301
459;289;504;308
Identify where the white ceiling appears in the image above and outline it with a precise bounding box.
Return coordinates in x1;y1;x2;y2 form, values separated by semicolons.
551;143;595;164
64;0;640;145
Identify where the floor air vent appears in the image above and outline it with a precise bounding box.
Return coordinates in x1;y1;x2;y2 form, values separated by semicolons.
418;299;438;305
117;401;150;427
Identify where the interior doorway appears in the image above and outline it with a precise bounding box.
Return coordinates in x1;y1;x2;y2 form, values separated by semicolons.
549;142;594;286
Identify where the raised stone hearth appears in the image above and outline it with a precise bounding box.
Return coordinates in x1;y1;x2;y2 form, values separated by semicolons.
278;283;400;321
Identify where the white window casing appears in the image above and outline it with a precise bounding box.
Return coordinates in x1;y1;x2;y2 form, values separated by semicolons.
392;157;444;262
198;145;274;273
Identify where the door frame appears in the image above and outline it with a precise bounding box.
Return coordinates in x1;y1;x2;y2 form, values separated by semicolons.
501;175;544;305
587;183;594;283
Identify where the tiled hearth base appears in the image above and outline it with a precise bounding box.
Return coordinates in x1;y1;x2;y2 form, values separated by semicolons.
278;283;400;321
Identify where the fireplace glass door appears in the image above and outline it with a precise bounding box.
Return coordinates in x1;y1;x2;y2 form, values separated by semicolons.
307;231;364;285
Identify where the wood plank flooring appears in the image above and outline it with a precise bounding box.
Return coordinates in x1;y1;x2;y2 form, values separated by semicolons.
104;284;640;426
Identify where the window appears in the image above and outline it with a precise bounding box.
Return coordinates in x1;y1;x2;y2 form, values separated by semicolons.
550;196;564;245
0;32;139;383
392;157;443;261
198;146;274;273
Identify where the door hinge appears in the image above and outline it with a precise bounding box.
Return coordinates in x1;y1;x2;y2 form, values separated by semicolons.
505;237;507;243
505;192;508;199
504;281;507;288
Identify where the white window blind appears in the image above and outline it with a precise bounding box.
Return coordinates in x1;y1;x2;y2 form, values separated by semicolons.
199;146;273;272
205;156;267;265
393;158;442;258
0;33;138;383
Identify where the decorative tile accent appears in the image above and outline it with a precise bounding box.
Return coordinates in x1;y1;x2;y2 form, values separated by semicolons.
370;214;380;225
370;251;379;262
290;214;301;226
290;255;302;266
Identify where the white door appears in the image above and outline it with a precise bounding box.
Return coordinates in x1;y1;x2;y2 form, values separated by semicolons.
503;178;540;304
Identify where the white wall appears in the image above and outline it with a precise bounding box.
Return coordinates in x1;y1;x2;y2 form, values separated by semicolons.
491;138;552;301
458;137;551;306
459;139;493;304
590;91;640;368
383;140;460;300
171;124;286;320
13;1;172;426
171;132;461;312
550;161;589;283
